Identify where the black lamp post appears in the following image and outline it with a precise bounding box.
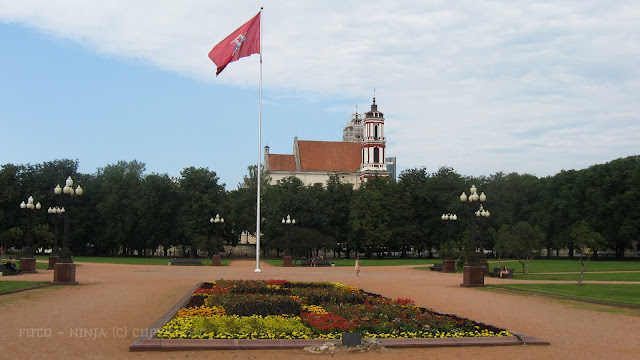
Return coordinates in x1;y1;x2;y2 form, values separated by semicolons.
440;213;457;272
53;176;82;284
46;206;63;269
459;185;487;287
209;214;224;266
19;196;41;273
475;204;491;255
281;214;295;267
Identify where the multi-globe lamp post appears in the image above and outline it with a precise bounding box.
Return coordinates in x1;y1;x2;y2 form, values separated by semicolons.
19;196;41;273
281;214;295;267
46;206;64;269
440;213;457;272
475;204;491;259
53;176;83;284
209;214;224;266
459;185;487;287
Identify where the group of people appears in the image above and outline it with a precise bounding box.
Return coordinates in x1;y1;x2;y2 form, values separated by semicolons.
1;260;19;275
499;265;510;278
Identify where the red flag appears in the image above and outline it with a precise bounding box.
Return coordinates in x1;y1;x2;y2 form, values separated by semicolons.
208;11;261;76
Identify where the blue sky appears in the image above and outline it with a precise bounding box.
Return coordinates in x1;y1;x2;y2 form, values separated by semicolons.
1;1;639;189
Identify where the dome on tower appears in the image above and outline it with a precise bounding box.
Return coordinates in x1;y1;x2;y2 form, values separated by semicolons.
365;97;383;118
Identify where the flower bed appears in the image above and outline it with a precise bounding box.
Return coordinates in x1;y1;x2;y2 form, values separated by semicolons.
156;280;512;340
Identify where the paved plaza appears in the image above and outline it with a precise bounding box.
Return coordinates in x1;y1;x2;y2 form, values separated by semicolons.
1;260;638;359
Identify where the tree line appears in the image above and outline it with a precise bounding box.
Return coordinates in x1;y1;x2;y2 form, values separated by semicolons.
0;156;639;260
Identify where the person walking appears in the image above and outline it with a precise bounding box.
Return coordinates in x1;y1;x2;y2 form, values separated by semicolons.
355;257;360;276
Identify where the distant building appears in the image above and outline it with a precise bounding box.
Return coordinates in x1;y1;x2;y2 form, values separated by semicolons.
342;110;363;143
385;157;397;181
265;98;391;187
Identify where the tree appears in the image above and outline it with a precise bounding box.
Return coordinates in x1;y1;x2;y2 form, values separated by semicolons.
569;220;606;285
137;173;180;256
261;176;309;257
349;176;392;258
176;167;226;257
95;160;146;255
0;227;23;252
31;224;53;252
324;175;354;258
228;166;262;248
0;164;22;240
496;221;545;274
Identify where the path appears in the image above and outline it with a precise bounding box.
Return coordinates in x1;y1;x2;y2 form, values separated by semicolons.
0;260;638;360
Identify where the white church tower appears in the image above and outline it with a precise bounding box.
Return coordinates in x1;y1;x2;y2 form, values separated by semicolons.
359;97;389;182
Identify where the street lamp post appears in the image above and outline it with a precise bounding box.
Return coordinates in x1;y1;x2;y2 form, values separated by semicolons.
209;214;224;266
53;176;83;284
19;196;41;273
459;185;487;287
46;206;64;269
282;214;295;267
441;213;457;272
475;204;491;272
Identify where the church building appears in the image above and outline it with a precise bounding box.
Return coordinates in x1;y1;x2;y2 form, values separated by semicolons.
264;98;393;188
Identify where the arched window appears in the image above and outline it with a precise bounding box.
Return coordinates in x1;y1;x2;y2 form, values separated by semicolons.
374;148;379;163
374;125;378;140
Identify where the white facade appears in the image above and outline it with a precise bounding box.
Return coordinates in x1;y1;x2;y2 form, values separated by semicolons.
268;171;359;188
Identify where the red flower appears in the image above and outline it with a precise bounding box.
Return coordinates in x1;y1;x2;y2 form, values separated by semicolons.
300;312;356;333
395;298;415;306
194;287;229;294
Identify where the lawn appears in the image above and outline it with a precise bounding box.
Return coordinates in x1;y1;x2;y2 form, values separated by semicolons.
489;259;640;273
488;283;640;307
512;272;640;282
0;281;50;293
262;258;436;267
34;255;229;266
22;256;638;272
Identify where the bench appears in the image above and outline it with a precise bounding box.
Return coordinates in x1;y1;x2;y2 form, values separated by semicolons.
429;263;443;271
0;263;21;276
299;259;332;266
170;258;203;266
488;267;514;278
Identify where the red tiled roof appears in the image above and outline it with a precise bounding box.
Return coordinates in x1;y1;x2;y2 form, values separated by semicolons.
298;141;361;172
268;154;296;171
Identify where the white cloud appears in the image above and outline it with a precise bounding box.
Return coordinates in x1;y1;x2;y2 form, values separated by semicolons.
1;0;638;178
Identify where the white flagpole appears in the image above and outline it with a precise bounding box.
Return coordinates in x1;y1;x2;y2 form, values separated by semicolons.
255;7;263;273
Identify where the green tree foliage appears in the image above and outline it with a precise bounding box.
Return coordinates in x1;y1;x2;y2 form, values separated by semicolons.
325;175;354;257
95;160;146;255
137;173;180;256
176;167;226;257
0;227;23;251
0;164;22;232
496;221;545;274
569;220;606;285
1;155;639;260
349;176;393;258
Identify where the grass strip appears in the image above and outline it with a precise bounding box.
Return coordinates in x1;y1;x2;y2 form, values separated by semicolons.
489;259;640;273
34;256;229;266
262;258;438;267
0;281;50;293
489;283;640;307
513;272;640;282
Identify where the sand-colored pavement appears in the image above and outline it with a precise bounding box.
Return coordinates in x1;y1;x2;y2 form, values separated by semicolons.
0;260;638;360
